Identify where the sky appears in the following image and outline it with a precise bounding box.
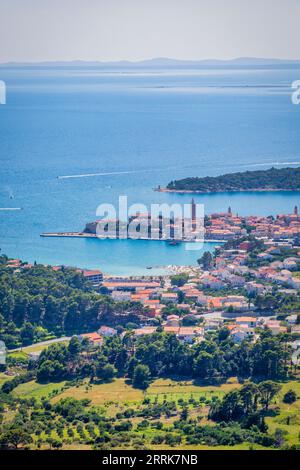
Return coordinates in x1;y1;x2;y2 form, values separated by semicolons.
1;0;300;63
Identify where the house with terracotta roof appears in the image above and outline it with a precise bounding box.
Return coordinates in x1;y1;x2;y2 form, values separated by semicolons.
226;274;246;288
22;263;34;269
79;332;103;346
292;325;300;335
177;327;204;344
207;297;223;310
283;258;298;270
131;293;150;303
200;275;226;290
6;259;22;267
177;303;192;312
134;327;157;336
81;269;103;284
164;326;180;334
290;277;300;289
185;290;202;302
222;300;249;312
166;315;180;327
236;317;257;328
264;320;286;336
161;293;178;304
143;299;161;307
231;326;254;344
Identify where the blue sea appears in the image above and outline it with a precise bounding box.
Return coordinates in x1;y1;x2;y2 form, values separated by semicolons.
0;64;299;275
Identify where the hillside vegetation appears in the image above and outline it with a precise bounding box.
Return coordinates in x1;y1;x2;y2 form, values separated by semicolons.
166;167;300;193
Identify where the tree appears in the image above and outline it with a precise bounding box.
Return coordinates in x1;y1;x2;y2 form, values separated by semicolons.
283;389;297;404
211;390;243;422
68;336;81;357
37;359;66;382
193;351;214;379
165;433;181;446
239;382;259;413
274;428;287;448
51;438;63;450
182;315;198;326
20;322;35;345
180;407;189;421
151;435;164;445
115;349;128;374
197;252;213;270
100;364;117;381
54;397;89;420
218;327;230;342
132;364;151;390
258;381;281;411
0;428;32;449
171;273;189;287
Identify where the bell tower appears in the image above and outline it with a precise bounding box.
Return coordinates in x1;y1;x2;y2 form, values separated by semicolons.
191;199;197;231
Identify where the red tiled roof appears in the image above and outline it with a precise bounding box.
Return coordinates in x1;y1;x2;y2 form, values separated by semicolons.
80;332;102;343
82;270;102;277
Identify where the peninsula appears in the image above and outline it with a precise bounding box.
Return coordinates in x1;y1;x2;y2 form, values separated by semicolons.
158;167;300;194
41;205;300;243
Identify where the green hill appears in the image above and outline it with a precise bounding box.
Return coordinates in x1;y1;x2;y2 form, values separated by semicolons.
166;167;300;193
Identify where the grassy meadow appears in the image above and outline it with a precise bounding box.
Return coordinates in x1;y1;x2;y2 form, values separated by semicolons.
3;375;299;450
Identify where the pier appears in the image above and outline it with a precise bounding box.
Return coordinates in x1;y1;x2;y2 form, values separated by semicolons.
40;232;225;243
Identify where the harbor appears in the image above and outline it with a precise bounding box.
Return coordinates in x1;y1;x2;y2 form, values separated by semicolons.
40;231;224;243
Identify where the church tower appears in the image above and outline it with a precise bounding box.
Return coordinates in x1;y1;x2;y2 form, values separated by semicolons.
191;199;196;231
191;199;196;222
294;206;298;215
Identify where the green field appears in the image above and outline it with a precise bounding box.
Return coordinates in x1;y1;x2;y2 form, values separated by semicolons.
12;377;240;405
0;373;13;388
265;380;300;446
9;376;300;450
47;379;239;406
147;378;240;401
7;351;28;360
13;380;67;399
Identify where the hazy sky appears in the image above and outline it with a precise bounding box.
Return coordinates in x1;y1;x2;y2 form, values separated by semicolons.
1;0;300;63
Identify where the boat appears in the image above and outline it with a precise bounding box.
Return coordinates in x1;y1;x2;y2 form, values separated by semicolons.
168;240;181;246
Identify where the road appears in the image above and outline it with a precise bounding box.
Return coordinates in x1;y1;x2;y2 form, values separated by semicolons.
9;336;71;353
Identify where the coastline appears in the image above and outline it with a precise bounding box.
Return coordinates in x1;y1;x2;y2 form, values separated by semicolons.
155;187;300;194
40;232;225;243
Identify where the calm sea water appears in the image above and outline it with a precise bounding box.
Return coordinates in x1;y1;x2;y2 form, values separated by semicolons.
0;65;299;275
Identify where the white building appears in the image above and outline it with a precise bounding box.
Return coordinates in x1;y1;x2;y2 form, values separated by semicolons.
98;326;118;337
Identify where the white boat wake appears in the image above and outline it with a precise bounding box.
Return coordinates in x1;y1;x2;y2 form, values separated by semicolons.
57;165;186;180
0;207;22;211
57;170;142;179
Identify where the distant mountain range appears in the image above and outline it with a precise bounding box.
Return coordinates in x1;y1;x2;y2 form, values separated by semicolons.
1;57;300;67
